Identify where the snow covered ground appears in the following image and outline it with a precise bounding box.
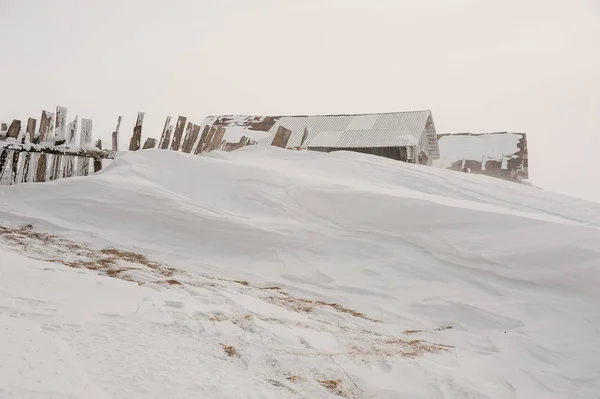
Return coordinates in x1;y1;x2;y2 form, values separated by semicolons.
0;147;599;398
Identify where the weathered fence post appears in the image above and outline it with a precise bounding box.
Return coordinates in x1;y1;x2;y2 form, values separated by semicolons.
10;151;19;185
158;116;172;149
7;120;21;139
129;112;144;151
55;106;67;140
205;127;226;152
4;120;22;184
272;126;292;148
112;116;121;152
62;116;78;178
77;118;93;176
21;118;37;182
194;125;210;155
26;118;36;143
199;126;216;154
94;139;102;172
142;138;157;149
34;154;47;182
0;150;8;182
170;116;187;151
181;122;200;153
38;111;52;143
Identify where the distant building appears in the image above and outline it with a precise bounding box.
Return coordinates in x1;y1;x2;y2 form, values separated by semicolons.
434;132;528;182
201;111;441;164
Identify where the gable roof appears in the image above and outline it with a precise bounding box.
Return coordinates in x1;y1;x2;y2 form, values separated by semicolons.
201;110;435;150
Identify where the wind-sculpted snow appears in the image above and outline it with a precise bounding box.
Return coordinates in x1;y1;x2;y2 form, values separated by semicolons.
0;147;599;398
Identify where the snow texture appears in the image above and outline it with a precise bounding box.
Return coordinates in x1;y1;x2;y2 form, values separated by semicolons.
0;147;599;398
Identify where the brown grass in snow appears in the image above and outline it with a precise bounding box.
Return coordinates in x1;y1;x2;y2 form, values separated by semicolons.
219;343;238;357
318;379;348;397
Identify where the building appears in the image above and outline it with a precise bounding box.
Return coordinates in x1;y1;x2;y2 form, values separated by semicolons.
200;110;440;164
433;132;528;182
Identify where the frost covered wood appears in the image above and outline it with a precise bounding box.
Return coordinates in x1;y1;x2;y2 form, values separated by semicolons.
6;120;21;139
54;106;67;139
112;116;122;152
77;118;93;176
38;111;52;143
129;112;144;151
142;138;156;149
194;125;211;155
272;126;292;148
170;116;187;151
181;123;200;153
26;118;36;143
158;116;172;150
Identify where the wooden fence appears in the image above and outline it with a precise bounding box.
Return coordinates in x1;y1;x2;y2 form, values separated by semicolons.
0;106;255;186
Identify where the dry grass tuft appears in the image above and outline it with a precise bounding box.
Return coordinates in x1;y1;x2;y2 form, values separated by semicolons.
219;343;238;357
105;268;132;277
209;314;228;322
435;325;453;331
317;379;347;397
267;294;380;322
403;329;425;334
261;286;282;290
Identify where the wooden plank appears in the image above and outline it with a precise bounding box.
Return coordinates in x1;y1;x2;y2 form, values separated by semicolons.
194;125;211;155
7;120;21;139
47;108;66;181
0;150;9;182
49;154;62;181
180;122;193;153
48;112;55;140
66;116;78;146
271;126;292;148
78;118;93;176
26;118;37;143
200;126;216;154
208;127;226;152
94;140;102;172
112;116;122;151
10;151;19;184
158;116;172;149
129;112;145;151
190;124;201;152
62;116;79;178
170;116;187;151
38;111;52;143
181;122;201;153
142;138;157;149
55;106;67;139
34;154;47;182
21;152;32;183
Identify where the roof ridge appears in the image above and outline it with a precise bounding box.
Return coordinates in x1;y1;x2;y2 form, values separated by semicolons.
205;110;431;119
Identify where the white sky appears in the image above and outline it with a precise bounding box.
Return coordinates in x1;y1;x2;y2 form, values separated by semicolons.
1;0;599;202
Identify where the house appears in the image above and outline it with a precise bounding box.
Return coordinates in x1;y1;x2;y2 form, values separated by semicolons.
433;132;528;182
200;111;440;164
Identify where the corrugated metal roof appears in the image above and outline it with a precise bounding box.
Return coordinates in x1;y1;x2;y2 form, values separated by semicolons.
254;110;433;149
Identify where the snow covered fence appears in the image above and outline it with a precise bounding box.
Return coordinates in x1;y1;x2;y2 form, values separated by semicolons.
0;106;115;185
0;106;257;186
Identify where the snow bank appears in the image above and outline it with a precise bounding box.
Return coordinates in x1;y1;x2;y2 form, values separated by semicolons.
1;147;599;398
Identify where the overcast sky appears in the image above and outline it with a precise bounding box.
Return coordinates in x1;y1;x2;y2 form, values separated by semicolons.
1;0;599;202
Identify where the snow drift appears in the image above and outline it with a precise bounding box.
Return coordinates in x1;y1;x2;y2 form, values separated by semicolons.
1;147;599;398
